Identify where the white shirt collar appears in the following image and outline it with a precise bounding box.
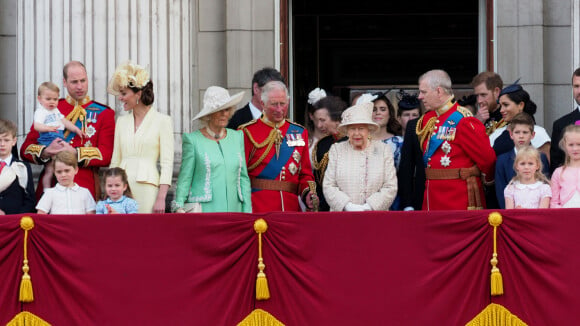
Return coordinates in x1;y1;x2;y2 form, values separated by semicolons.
249;102;262;120
55;183;80;192
1;154;13;166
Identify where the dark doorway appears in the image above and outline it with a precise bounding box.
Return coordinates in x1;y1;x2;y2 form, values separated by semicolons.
292;0;480;124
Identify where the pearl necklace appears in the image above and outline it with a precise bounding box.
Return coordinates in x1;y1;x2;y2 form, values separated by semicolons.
205;127;225;140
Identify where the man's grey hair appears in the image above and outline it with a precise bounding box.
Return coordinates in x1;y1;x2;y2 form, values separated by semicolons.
419;69;453;95
261;80;290;104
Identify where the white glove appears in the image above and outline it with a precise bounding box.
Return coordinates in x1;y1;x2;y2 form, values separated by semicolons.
403;206;415;211
344;202;365;212
362;203;372;211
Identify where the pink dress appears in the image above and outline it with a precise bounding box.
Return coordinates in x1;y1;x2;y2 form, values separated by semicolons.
504;181;552;208
550;166;580;208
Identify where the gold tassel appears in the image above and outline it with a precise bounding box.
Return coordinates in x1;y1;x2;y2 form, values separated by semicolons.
488;212;504;296
19;216;35;302
7;311;51;326
254;218;270;300
466;303;528;326
236;309;285;326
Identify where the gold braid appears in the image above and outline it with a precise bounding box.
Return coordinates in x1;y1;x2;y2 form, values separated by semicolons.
486;119;508;136
315;152;330;183
415;115;438;150
242;127;283;171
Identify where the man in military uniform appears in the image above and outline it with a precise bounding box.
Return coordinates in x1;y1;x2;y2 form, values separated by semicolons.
416;70;496;210
21;61;115;199
471;71;504;135
240;81;317;212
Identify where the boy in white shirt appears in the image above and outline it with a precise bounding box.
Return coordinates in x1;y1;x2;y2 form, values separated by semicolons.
35;82;86;190
36;151;96;214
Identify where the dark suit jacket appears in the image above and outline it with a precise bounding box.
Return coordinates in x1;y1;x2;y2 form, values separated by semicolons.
0;158;36;214
550;109;580;172
397;118;425;210
227;103;254;130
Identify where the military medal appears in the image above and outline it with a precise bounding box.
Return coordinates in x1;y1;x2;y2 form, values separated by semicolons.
286;133;296;147
288;162;298;175
87;112;97;123
440;141;452;167
294;134;305;146
292;149;301;163
86;125;96;138
84;140;93;147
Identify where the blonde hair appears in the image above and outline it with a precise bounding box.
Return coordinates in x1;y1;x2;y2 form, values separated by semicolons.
508;146;549;185
559;124;580;169
38;81;60;96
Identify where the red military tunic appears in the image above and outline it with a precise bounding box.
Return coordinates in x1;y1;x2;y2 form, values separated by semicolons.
21;96;115;199
240;117;314;212
418;100;495;210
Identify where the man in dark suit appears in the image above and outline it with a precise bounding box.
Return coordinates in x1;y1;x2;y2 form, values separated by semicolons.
0;119;36;215
550;68;580;172
227;67;285;130
397;117;425;210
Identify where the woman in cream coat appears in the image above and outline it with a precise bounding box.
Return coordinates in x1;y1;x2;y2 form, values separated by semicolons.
323;102;397;211
172;86;251;213
108;62;174;213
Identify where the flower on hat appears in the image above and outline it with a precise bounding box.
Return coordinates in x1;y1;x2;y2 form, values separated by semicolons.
355;93;378;105
308;88;327;105
107;61;150;95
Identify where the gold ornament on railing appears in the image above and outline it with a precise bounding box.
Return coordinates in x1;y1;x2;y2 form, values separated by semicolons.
254;218;270;300
488;212;504;296
19;216;35;302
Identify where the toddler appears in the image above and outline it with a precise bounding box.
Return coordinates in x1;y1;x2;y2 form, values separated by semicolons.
504;146;551;209
551;124;580;207
35;82;86;189
96;167;138;214
36;151;96;214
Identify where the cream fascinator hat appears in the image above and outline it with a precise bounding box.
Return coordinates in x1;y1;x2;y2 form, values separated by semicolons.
307;87;327;105
193;86;245;121
337;102;379;134
107;61;150;95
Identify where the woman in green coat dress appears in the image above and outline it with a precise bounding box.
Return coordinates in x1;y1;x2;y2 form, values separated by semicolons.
172;86;252;213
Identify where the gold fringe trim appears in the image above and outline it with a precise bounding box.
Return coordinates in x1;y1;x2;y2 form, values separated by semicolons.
488;212;504;296
486;119;508;136
466;303;527;326
64;95;90;138
415;115;437;150
7;311;51;326
254;219;270;300
237;309;285;326
19;217;35;302
242;127;283;172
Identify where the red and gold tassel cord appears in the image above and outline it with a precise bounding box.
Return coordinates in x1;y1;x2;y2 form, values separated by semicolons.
19;216;35;302
488;212;504;296
254;218;270;300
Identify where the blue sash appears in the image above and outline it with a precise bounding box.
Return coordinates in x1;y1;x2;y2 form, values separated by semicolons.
64;102;107;142
257;123;302;181
423;110;464;167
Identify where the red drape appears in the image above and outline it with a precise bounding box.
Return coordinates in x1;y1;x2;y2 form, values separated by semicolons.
0;209;578;325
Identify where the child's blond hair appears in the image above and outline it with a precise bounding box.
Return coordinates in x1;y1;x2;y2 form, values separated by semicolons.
508;146;549;185
37;81;60;96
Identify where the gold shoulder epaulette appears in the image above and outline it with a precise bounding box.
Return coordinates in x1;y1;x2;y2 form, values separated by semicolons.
287;119;306;130
457;105;474;117
238;119;258;131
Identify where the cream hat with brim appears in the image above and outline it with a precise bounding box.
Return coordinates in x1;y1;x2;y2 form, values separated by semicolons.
337;102;379;134
193;86;245;121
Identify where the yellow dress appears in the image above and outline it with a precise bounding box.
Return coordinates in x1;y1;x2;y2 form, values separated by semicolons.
110;107;174;213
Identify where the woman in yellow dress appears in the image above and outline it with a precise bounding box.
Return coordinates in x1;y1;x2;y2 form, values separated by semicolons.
107;62;174;213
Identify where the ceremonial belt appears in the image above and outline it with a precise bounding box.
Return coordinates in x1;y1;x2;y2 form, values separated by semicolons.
251;178;298;194
425;165;483;210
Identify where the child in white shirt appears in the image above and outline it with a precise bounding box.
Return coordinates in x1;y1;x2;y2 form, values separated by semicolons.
36;151;96;214
35;82;86;190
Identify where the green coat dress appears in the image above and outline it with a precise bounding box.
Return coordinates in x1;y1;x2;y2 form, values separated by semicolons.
173;129;252;213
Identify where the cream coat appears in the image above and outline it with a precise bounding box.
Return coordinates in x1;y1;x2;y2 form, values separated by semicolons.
323;140;397;211
110;107;174;213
